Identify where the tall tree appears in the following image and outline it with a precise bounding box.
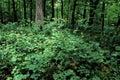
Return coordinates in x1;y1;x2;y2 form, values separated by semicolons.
116;0;120;30
117;15;120;28
23;0;27;24
89;0;99;25
61;0;63;18
101;1;105;33
0;1;3;23
35;0;44;27
83;0;87;19
43;0;46;17
71;0;77;29
51;0;55;20
67;0;71;22
12;0;17;22
82;0;87;24
8;0;11;21
30;0;33;22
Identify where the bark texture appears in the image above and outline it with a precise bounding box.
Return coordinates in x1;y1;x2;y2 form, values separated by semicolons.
35;0;44;22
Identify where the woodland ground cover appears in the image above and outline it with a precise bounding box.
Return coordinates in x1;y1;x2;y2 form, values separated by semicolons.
0;22;120;80
1;0;120;80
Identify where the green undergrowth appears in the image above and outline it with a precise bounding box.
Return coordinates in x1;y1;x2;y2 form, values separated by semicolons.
0;22;120;80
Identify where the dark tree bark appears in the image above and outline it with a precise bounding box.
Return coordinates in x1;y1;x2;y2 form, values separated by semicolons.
8;0;11;21
83;0;87;19
88;0;99;26
117;16;120;28
71;0;77;29
0;11;3;23
67;0;70;21
83;6;86;19
12;0;17;22
23;0;27;25
82;0;87;24
0;2;3;23
61;0;64;18
8;0;10;11
51;0;54;20
43;0;46;17
30;0;33;22
101;1;105;32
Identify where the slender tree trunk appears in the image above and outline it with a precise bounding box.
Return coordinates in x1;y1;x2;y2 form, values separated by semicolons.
89;0;94;25
43;0;46;17
71;0;77;29
51;0;54;20
117;15;120;28
8;0;11;21
101;1;105;32
0;1;3;23
82;0;87;24
61;0;63;18
67;0;70;22
17;0;21;21
30;0;33;21
83;0;87;19
30;0;33;26
83;7;86;19
0;11;3;23
23;0;27;25
116;15;120;35
116;0;120;29
12;0;17;22
89;0;99;26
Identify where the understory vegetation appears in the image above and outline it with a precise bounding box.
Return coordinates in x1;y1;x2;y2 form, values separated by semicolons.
0;21;120;80
1;0;120;80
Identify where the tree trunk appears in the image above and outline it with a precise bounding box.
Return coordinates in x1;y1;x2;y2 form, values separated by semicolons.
71;0;77;29
43;0;46;17
61;0;63;18
30;0;33;21
35;0;44;27
83;0;87;19
35;0;44;21
23;0;27;25
88;0;99;26
0;11;3;23
82;0;87;24
8;0;11;21
0;1;3;23
101;1;105;32
67;0;70;22
117;15;120;28
51;0;54;20
12;0;17;22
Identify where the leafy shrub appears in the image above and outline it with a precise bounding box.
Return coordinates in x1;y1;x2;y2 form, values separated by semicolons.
0;23;120;80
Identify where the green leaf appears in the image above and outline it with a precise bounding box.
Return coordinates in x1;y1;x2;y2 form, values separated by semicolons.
115;46;120;51
92;76;101;80
11;56;17;62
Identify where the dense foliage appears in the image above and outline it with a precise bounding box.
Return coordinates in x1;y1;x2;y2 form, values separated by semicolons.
0;22;120;80
0;0;120;80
